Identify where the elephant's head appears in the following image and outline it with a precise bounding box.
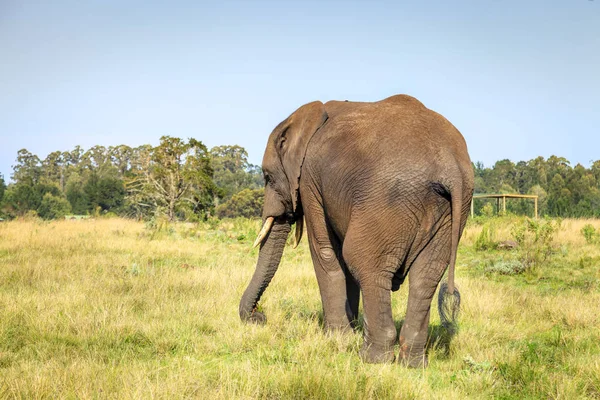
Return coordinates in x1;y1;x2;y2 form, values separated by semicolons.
239;101;328;323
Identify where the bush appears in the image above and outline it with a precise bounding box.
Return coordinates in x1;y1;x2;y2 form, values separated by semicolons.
485;259;526;275
142;212;175;239
474;223;498;251
581;224;599;244
510;218;561;271
481;203;494;218
37;193;72;220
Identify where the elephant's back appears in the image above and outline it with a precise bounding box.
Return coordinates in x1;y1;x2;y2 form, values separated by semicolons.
314;97;470;173
306;96;472;223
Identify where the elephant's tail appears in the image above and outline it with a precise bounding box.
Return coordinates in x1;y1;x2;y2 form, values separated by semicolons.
437;179;464;329
447;180;463;295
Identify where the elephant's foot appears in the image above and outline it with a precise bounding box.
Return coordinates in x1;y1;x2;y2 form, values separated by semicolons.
243;309;266;324
398;336;427;368
359;342;395;364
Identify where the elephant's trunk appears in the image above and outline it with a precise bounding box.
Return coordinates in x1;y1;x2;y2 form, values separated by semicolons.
239;221;291;323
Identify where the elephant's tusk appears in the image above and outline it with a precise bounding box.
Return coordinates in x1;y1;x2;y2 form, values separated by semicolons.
253;217;275;248
292;217;303;249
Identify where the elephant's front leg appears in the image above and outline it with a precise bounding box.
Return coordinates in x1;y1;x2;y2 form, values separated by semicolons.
305;216;358;332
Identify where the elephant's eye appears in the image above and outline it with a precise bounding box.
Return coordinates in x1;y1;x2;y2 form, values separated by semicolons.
264;174;272;186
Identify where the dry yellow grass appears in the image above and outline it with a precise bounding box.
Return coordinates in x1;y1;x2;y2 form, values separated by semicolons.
0;217;599;398
462;217;600;248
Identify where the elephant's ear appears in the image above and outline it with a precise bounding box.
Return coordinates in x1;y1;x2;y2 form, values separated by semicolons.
279;101;328;213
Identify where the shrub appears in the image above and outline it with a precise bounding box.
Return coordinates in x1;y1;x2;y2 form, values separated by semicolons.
481;203;494;218
142;212;175;239
581;224;599;244
37;193;72;220
474;223;498;251
485;259;526;275
510;218;561;271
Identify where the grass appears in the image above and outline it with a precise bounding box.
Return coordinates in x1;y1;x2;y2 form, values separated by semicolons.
0;216;599;399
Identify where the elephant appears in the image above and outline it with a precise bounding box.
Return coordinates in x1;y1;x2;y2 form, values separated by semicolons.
239;94;474;366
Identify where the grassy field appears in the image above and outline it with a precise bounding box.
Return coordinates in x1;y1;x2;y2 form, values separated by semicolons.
0;216;599;399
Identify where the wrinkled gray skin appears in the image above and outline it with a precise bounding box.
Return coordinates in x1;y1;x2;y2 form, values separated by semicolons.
239;95;474;366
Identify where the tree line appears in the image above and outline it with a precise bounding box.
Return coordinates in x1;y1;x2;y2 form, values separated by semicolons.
0;137;264;221
473;156;600;218
1;143;599;220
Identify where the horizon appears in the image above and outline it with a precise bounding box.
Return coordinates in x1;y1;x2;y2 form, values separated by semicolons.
1;1;599;182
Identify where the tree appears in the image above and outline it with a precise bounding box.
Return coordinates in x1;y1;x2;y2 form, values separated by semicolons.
528;156;548;187
10;184;40;213
216;188;264;218
472;161;488;194
211;145;263;200
127;136;215;221
3;183;61;217
65;173;88;215
64;146;84;169
84;173;126;212
42;151;66;190
0;173;5;205
12;149;42;185
590;160;600;183
528;185;547;216
109;145;133;177
547;174;571;216
514;160;534;194
546;155;570;179
38;193;71;220
488;159;516;192
81;145;109;170
246;164;265;189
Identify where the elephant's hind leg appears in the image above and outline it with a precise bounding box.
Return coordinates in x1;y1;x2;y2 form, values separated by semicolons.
399;224;452;368
356;279;397;363
304;205;358;332
343;236;398;363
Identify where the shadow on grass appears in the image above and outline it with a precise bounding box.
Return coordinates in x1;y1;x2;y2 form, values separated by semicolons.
394;319;458;358
426;323;458;357
313;311;457;358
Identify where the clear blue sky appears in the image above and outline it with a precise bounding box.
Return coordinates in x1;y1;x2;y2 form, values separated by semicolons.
1;0;598;182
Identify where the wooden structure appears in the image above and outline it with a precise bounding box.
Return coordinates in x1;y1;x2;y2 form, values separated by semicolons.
471;194;539;219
